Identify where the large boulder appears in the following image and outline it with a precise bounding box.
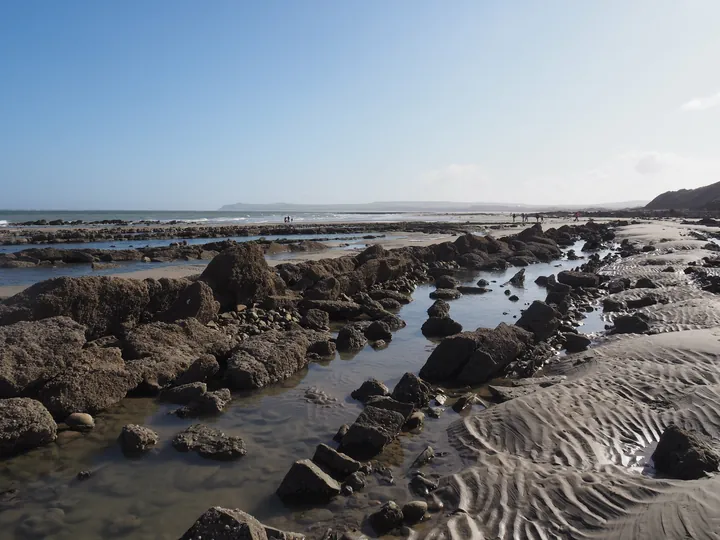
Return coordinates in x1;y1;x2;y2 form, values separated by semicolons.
421;316;462;337
427;299;450;319
276;459;341;504
516;301;561;341
613;314;650;334
652;424;720;480
339;405;405;459
200;243;285;310
179;507;268;540
225;330;325;390
0;398;57;458
172;424;247;461
557;271;600;289
420;323;533;384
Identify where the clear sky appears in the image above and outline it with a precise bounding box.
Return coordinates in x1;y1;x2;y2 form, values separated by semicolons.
1;1;719;210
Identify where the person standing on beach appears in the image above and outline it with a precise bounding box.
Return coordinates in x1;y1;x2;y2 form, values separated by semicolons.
512;213;516;223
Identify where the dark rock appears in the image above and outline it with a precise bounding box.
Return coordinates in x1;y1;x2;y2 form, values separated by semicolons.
199;243;285;310
300;309;330;331
404;411;424;431
651;424;720;480
0;398;57;458
411;446;435;468
635;277;658;289
172;424;247;460
627;295;658;309
173;354;220;387
308;339;337;357
509;269;525;286
333;424;349;443
364;321;392;342
420;323;533;384
339;406;405;459
613;314;650;334
175;388;232;417
312;443;361;479
119;424;159;455
351;379;389;403
369;289;412;304
662;266;676;273
603;298;626;312
343;471;366;491
508;294;519;302
381;314;406;331
364;396;414;420
160;382;207;405
179;507;267;540
607;280;626;294
65;412;94;431
378;298;402;311
452;393;476;413
369;502;404;536
155;281;220;325
429;289;461;300
516;301;561;341
457;286;489;295
557;271;600;288
563;332;591;352
391;372;430;408
477;278;490;287
421;316;462;337
435;275;459;289
402;501;428;525
276;458;341;504
642;245;656;252
410;474;439;496
427;299;450;318
336;325;367;352
298;300;364;321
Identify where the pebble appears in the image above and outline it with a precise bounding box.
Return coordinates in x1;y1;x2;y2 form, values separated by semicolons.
65;413;95;431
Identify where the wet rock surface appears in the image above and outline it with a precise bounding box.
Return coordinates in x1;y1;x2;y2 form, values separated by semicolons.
276;459;341;504
651;424;720;480
119;424;159;455
172;424;247;461
0;397;57;458
339;406;405;459
421;316;462;337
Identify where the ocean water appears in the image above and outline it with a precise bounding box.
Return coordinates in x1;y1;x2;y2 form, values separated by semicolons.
0;210;501;227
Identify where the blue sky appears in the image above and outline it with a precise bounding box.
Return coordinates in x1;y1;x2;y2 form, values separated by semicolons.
1;1;719;209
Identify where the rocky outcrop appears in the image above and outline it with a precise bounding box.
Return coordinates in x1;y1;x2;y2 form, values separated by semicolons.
516;301;561;341
420;323;533;384
225;330;326;390
429;288;461;300
276;459;341;504
646;180;720;210
339;405;405;459
300;309;330;331
172;424;247;461
435;275;458;289
0;398;57;458
652;424;720;479
200;243;286;310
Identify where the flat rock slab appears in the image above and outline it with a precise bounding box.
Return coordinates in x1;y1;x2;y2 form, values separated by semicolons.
172;424;246;461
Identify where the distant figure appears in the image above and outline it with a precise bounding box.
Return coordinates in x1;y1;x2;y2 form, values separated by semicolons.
512;213;516;223
540;214;544;223
535;213;539;223
574;211;580;222
521;212;525;223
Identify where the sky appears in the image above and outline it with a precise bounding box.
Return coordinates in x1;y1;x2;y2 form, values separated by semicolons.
1;1;719;210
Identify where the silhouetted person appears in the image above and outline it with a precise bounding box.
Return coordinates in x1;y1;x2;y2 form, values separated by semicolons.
512;213;516;223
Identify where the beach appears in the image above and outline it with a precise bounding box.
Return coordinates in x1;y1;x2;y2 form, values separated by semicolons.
1;217;720;539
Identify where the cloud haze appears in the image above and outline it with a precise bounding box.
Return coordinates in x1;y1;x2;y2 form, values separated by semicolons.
680;91;720;112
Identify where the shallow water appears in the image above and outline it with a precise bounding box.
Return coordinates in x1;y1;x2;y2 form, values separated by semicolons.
0;246;606;539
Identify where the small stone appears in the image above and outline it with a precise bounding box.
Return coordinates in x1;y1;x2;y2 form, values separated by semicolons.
404;411;424;431
452;394;475;413
409;474;438;496
312;443;361;480
77;470;92;481
426;407;444;418
509;294;519;302
351;379;390;403
368;501;404;535
119;424;159;455
411;446;435;469
65;412;95;432
402;501;428;525
344;471;366;491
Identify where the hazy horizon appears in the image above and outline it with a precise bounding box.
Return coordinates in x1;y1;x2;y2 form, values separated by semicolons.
2;2;719;209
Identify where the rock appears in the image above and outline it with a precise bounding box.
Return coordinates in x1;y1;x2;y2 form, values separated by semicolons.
368;501;404;535
179;507;267;540
172;354;220;387
603;298;626;312
159;382;207;405
372;340;387;349
300;309;330;331
427;406;443;418
563;332;591;352
312;443;361;479
308;340;337;357
391;372;430;408
452;393;476;413
421;316;462;337
557;271;600;288
343;471;366;491
298;300;364;321
333;424;349;443
225;330;325;390
378;298;402;310
409;474;439;496
0;398;57;458
427;299;450;318
477;278;490;287
435;275;458;289
508;294;519;302
175;388;232;417
429;288;461;300
277;459;341;504
411;446;435;468
651;424;720;480
199;243;285;310
336;325;367;352
402;501;428;525
172;424;247;460
662;266;676;273
351;379;390;403
516;301;561;341
419;323;533;384
509;269;525;286
339;406;405;459
119;424;158;455
627;295;658;309
155;281;220;325
364;396;414;420
457;286;489;295
369;289;412;304
635;277;658;289
607;280;626;294
365;321;392;342
613;314;650;334
405;411;424;431
65;412;95;431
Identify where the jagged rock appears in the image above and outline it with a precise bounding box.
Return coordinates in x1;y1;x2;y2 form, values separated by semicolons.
557;271;599;289
652;424;720;480
364;321;392;342
300;309;330;331
429;289;461;300
427;299;450;318
381;314;406;331
172;354;220;387
402;501;428;525
312;443;361;479
175;388;232;417
160;382;207;405
452;393;476;413
336;325;367;352
179;507;267;540
364;396;414;420
613;314;650;334
516;301;561;341
333;424;349;443
351;379;389;403
391;373;430;408
635;277;658;289
563;332;591;352
419;323;533;384
277;459;341;504
434;275;458;289
0;398;57;457
339;406;405;459
509;269;525;286
199;243;285;309
421;317;462;337
369;502;404;535
225;330;324;390
172;424;246;460
119;424;159;455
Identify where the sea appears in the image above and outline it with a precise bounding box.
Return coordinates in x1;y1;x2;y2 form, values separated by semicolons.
0;210;499;227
